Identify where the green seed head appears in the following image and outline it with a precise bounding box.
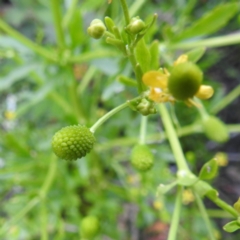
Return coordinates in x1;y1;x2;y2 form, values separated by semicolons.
168;62;203;100
87;19;106;39
131;144;154;171
80;216;100;239
202;116;229;143
52;125;95;161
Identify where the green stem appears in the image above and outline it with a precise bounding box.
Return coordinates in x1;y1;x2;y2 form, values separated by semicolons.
167;186;183;240
169;32;240;50
207;195;238;218
39;154;57;198
128;51;145;93
0;197;40;236
195;193;215;240
62;0;78;29
119;0;131;25
69;50;119;63
40;201;48;240
210;85;240;114
158;104;190;172
139;116;148;144
50;0;66;49
90;101;129;132
0;19;57;61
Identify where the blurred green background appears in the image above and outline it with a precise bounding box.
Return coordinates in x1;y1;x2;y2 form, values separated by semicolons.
0;0;240;239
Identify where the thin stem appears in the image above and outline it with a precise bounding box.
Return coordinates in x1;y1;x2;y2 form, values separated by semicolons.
62;0;78;29
210;85;240;114
69;50;119;63
158;104;190;172
195;193;215;240
119;0;131;25
39;154;57;198
90;101;129;132
50;0;66;49
139;116;148;144
40;201;48;240
169;32;240;50
0;197;40;236
0;19;57;61
167;186;183;240
207;195;238;218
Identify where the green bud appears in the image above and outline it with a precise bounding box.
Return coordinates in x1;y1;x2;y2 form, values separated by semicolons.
52;125;95;161
80;216;100;239
87;19;106;39
131;144;154;171
136;98;157;116
168;62;203;100
202;116;229;143
126;17;146;34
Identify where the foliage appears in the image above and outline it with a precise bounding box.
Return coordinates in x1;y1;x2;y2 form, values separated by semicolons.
0;0;240;239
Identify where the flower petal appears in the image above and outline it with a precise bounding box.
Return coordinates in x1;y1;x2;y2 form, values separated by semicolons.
174;54;188;66
195;85;214;99
142;71;168;88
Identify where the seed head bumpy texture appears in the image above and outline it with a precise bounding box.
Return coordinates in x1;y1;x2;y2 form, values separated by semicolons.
168;62;203;100
131;144;154;171
202;116;229;143
52;125;95;160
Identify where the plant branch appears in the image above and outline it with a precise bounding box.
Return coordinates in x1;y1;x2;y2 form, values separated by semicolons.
90;101;129;132
158;104;190;172
50;0;66;49
0;19;57;61
167;186;183;240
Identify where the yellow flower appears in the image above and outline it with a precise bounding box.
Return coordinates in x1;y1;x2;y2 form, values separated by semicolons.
182;189;195;205
142;55;214;107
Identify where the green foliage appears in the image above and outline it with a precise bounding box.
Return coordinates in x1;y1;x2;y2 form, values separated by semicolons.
0;0;240;239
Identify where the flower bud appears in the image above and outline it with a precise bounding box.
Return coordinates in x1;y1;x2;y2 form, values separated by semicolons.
126;17;146;34
136;98;157;116
52;125;95;160
87;19;106;39
131;144;154;171
202;116;229;143
168;62;203;100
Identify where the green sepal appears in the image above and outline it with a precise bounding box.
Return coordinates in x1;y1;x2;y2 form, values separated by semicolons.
135;38;151;72
128;96;157;116
186;47;206;63
199;158;218;180
223;220;240;233
233;198;240;214
149;40;159;70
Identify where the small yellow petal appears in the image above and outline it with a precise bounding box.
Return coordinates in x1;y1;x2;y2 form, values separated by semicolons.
195;85;214;99
5;111;16;120
142;71;168;88
174;54;188;66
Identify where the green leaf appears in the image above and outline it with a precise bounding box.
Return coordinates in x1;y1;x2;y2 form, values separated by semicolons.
223;221;240;233
0;64;38;91
135;38;151;73
233;198;240;214
149;40;159;70
118;75;137;87
186;47;206;63
174;3;239;41
199;158;219;180
193;180;218;198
